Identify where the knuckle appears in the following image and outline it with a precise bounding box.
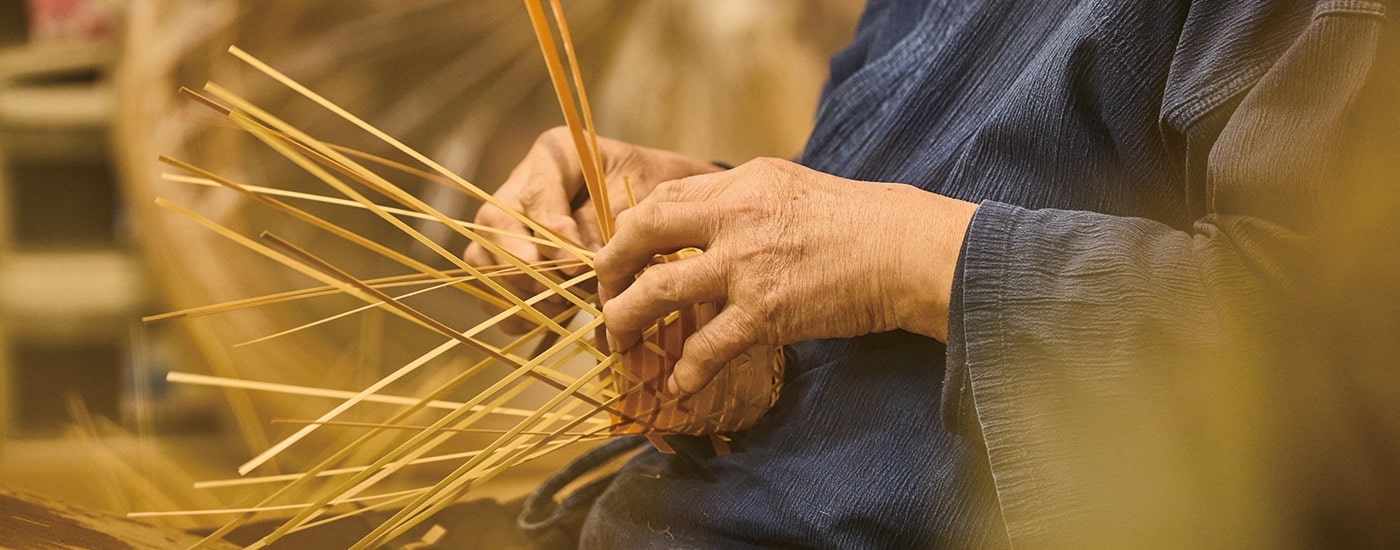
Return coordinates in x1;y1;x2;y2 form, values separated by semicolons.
474;204;503;224
612;207;633;231
745;156;797;184
518;176;549;204
729;305;768;343
541;126;571;143
593;245;618;271
539;213;576;232
649;179;679;202
617;203;659;233
644;268;681;306
600;300;623;326
745;156;782;173
607;141;640;171
595;254;631;292
687;330;720;363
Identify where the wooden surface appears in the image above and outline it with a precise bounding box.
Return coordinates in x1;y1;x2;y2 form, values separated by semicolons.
0;486;236;550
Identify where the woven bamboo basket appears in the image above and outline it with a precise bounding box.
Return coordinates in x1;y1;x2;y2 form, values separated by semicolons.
607;248;784;445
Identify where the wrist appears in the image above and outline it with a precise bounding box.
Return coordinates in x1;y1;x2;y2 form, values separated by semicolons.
885;188;977;342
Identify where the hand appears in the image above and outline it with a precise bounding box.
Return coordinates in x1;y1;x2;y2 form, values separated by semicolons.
596;157;977;395
464;127;723;333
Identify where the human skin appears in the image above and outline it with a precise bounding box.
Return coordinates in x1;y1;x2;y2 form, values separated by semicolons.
468;127;977;394
465;127;723;333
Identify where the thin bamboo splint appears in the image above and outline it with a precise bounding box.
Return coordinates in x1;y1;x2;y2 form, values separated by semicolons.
137;2;782;547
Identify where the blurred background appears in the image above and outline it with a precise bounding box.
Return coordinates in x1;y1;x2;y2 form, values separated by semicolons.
0;0;863;531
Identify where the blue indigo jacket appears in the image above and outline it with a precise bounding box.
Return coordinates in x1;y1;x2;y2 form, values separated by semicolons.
571;0;1400;548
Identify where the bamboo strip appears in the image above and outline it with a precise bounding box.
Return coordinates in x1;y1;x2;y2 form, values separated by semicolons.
523;0;611;240
348;358;618;549
242;319;611;547
161;156;515;311
193;437;584;489
270;417;604;437
175;84;592;259
233;277;483;348
223;45;596;270
153;198;448;337
331;377;582;506
298;342;607;508
144;259;583;323
365;380;648;545
545;0;612;239
130;487;428;518
261;232;546;371
232;263;598;476
213;103;594;348
161;173;573;252
192;314;570;547
164;371;593;422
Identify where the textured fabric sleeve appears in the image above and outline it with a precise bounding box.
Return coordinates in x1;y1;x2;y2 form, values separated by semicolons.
944;5;1399;547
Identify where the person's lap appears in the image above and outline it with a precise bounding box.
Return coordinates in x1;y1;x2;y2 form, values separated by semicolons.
573;331;1007;549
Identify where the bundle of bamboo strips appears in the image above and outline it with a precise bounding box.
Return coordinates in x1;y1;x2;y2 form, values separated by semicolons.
116;0;854;469
121;2;812;543
114;0;859;545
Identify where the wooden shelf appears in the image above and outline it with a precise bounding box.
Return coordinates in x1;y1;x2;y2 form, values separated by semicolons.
0;42;114;83
0;250;145;324
0;82;112;130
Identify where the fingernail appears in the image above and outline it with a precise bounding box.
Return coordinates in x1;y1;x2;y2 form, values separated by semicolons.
666;375;682;395
607;333;621;353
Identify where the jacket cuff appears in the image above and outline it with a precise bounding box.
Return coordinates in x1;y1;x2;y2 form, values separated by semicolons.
940;200;1012;441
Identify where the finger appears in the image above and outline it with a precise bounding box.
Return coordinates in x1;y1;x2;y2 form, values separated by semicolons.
602;253;727;350
473;204;539;266
464;242;535;334
572;201;606;251
645;170;734;204
668;306;761;396
463;240;494;270
518;170;588;262
463;218;544;323
595;203;718;303
497;129;588;260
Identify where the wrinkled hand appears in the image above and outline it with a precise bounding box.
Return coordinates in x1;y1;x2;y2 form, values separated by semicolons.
597;157;977;395
464;127;722;333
